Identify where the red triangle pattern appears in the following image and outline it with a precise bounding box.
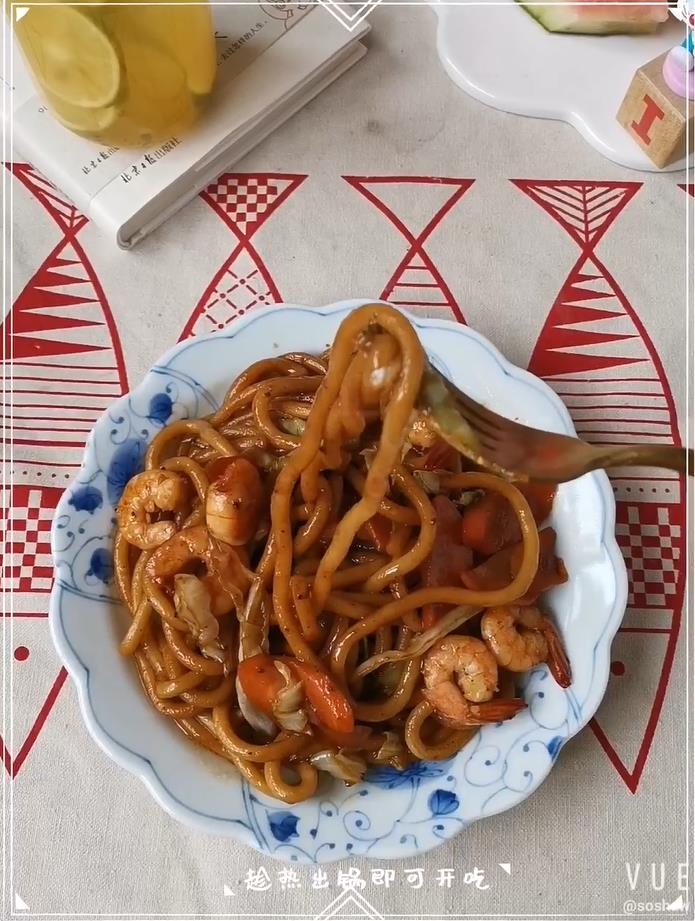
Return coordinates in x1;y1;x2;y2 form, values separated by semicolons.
1;664;68;778
550;301;627;327
201;172;307;240
13;308;101;336
528;255;649;379
541;326;638;350
179;173;307;340
588;631;668;793
30;265;87;288
1;484;67;778
678;184;694;196
4;241;108;362
512;181;641;250
344;177;473;325
3;165;128;777
520;179;685;793
561;282;614;304
9;163;87;236
2;240;128;467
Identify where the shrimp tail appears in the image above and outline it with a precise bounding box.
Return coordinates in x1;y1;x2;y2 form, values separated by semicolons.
544;627;572;689
467;697;527;725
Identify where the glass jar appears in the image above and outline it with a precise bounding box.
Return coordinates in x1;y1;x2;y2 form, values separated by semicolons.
14;0;217;147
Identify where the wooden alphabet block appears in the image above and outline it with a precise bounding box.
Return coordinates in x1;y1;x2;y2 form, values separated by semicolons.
617;51;694;168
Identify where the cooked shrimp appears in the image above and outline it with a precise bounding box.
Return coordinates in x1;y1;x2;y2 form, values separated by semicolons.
237;654;355;736
145;525;252;617
205;456;264;546
481;605;572;688
424;636;497;703
117;470;188;550
423;635;526;729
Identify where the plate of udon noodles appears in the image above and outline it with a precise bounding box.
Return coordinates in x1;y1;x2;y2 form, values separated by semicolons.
50;300;627;863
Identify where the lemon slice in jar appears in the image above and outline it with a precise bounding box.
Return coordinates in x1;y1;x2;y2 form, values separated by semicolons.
116;35;195;140
16;7;121;109
148;10;217;97
44;92;119;136
108;4;216;96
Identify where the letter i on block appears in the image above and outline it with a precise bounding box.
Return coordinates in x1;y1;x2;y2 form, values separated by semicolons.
617;52;694;168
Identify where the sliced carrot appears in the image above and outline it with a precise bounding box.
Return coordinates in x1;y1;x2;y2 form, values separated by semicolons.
237;654;355;735
287;659;355;735
460;527;567;605
236;654;285;717
521;481;557;524
459;538;512;592
460;491;520;556
460;482;558;555
356;514;394;553
421;495;474;630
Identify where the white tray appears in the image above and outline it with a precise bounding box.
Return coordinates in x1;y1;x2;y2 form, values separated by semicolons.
430;1;690;173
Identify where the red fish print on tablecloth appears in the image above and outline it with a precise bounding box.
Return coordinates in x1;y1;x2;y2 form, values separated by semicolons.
1;164;128;776
513;180;685;793
343;177;473;324
179;173;306;340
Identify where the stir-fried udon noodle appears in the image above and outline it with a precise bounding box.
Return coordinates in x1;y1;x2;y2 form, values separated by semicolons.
114;304;572;804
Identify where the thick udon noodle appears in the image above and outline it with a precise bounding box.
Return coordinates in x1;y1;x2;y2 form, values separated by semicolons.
114;304;562;804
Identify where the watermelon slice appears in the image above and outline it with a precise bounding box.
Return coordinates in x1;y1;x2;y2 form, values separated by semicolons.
517;0;670;35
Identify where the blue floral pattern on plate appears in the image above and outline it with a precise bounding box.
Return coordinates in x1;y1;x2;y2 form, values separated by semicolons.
48;300;627;863
53;370;218;604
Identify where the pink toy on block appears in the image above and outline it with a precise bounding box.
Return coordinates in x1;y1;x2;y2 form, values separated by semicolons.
617;1;694;168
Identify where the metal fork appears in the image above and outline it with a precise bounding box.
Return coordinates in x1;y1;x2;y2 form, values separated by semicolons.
418;365;692;484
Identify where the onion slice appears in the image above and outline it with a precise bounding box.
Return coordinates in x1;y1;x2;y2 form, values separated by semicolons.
308;750;367;785
354;604;482;678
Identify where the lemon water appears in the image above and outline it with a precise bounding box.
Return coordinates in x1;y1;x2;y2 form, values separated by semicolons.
15;1;217;147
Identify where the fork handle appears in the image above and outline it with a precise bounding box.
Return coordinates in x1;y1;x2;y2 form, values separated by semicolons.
586;444;693;475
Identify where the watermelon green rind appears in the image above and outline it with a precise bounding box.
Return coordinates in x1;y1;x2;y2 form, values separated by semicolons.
516;1;668;35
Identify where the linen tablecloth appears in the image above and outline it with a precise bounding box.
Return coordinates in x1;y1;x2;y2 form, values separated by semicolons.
3;7;692;919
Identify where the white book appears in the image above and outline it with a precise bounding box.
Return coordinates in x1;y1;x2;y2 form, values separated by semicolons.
4;6;369;248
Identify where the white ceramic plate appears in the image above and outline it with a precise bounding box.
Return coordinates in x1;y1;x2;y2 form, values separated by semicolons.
49;300;628;863
431;1;690;173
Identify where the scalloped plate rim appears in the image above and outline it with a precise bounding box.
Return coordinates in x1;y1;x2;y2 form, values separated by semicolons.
48;298;629;861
